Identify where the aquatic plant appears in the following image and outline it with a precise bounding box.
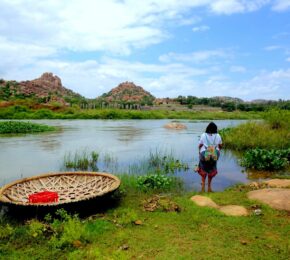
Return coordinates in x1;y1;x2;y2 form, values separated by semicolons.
0;121;56;134
240;148;290;170
129;150;189;176
63;150;99;171
137;174;173;191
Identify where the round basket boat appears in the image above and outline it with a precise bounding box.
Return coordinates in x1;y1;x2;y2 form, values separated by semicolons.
0;172;121;207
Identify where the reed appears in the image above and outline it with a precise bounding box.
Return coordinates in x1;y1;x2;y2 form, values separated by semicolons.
63;150;99;171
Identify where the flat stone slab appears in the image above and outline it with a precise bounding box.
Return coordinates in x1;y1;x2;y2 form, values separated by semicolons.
164;122;187;130
190;195;249;216
263;179;290;188
247;188;290;211
218;205;249;216
190;195;219;209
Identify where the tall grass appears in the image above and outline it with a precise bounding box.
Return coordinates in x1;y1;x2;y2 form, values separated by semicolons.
63;150;99;171
220;110;290;150
128;149;189;176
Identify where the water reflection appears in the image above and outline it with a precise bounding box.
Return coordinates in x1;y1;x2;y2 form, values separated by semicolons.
98;125;148;143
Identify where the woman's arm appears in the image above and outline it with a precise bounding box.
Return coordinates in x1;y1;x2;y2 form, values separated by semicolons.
198;143;203;152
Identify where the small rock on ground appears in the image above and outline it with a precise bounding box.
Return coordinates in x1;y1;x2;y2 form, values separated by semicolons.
218;205;249;216
247;188;290;211
190;195;219;209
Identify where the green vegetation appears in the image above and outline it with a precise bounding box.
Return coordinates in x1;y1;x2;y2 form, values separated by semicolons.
137;174;175;191
63;150;99;171
1;182;290;259
0;121;56;134
240;148;290;170
220;110;290;150
220;109;290;171
0;105;262;120
141;150;189;175
176;95;290;111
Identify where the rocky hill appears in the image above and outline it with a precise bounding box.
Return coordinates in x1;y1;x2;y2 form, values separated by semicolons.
0;72;84;105
100;81;155;105
211;96;244;103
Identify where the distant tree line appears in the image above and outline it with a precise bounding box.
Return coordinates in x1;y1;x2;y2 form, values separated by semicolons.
175;95;290;111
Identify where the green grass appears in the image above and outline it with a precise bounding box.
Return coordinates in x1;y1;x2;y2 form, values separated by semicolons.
0;121;56;134
0;106;262;120
220;110;290;150
1;183;289;259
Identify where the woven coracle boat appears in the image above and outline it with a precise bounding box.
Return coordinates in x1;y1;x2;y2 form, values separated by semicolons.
0;172;121;207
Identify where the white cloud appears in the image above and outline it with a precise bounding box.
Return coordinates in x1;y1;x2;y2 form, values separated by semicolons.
230;66;246;73
272;0;290;11
159;50;231;63
286;57;290;62
192;25;210;32
209;0;270;15
0;37;57;77
0;0;274;56
264;45;283;51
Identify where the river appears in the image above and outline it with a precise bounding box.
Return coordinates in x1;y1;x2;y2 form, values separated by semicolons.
0;119;254;191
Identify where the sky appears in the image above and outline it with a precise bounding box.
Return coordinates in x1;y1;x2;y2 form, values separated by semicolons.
0;0;290;101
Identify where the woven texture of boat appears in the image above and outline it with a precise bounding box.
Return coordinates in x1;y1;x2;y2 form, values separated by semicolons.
0;172;121;207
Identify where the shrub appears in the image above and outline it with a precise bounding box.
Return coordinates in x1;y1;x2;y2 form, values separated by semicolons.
0;224;13;240
112;208;139;226
263;109;290;129
32;109;55;119
26;219;47;239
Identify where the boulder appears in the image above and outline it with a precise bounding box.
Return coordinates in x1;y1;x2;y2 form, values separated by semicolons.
247;188;290;211
164;122;187;130
263;179;290;188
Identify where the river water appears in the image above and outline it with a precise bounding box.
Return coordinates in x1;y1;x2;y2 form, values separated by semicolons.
0;119;253;191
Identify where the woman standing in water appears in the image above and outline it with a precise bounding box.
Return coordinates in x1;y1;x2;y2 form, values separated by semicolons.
196;122;222;192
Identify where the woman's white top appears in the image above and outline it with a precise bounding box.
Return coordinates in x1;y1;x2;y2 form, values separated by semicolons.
199;133;222;153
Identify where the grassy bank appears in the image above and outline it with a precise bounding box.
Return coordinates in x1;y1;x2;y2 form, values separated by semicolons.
220;109;290;150
0;106;262;120
0;181;289;259
220;109;290;171
0;121;56;134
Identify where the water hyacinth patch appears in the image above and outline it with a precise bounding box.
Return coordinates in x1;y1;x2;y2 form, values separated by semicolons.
0;121;56;134
137;174;173;191
240;148;290;170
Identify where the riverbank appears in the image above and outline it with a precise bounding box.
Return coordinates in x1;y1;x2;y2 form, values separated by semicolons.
0;106;262;120
0;180;289;259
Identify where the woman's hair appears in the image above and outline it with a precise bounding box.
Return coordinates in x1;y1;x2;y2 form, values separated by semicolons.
205;122;218;134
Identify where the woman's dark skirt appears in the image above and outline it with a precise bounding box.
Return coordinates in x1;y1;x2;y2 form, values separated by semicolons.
197;151;220;177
